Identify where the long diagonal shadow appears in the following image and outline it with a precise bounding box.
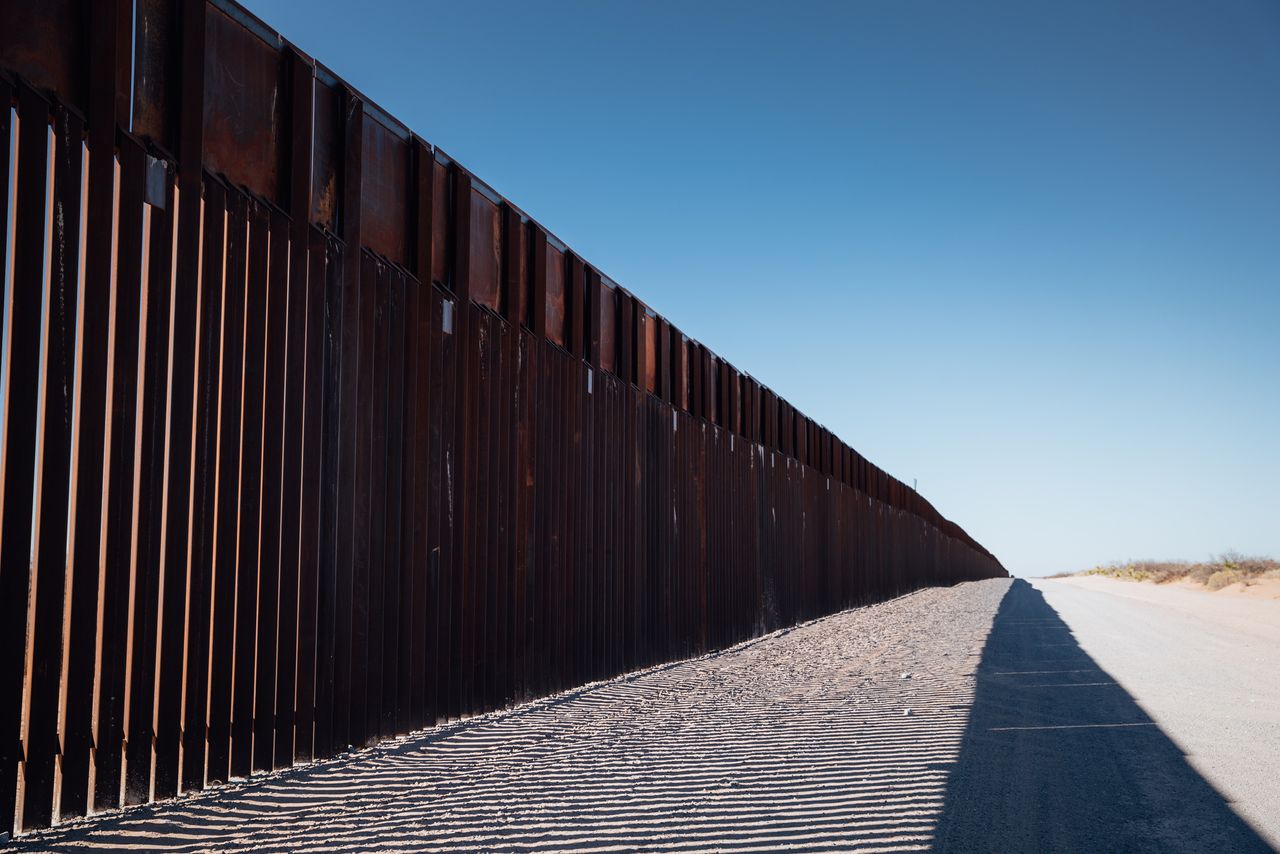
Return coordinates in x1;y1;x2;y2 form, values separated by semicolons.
931;579;1274;853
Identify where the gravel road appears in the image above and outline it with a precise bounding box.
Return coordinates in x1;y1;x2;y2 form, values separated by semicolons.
1036;576;1279;846
14;576;1275;852
933;577;1276;853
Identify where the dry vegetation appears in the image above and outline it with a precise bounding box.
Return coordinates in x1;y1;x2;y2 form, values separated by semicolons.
1055;552;1280;590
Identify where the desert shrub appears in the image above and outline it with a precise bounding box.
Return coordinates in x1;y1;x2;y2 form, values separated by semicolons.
1231;556;1280;576
1205;569;1244;591
1187;563;1216;584
1132;561;1191;584
1084;561;1187;583
1073;554;1277;588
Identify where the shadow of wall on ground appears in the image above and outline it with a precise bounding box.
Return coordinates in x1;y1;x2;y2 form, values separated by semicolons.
930;578;1274;853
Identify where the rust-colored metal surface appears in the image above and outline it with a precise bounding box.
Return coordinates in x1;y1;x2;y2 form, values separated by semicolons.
544;241;567;346
360;113;409;264
310;78;342;230
470;186;501;310
203;2;284;202
0;0;1005;836
643;309;658;392
598;274;617;373
0;2;88;109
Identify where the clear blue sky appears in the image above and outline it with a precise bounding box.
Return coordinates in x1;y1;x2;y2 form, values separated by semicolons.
245;0;1280;577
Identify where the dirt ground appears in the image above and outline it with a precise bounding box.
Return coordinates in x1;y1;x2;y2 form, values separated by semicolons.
17;576;1275;852
1053;574;1280;641
15;581;1007;852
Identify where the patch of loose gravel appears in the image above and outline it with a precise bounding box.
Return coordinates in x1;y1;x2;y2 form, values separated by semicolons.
17;579;1011;852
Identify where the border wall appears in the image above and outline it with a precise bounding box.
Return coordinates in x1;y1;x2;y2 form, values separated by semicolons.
0;0;1005;835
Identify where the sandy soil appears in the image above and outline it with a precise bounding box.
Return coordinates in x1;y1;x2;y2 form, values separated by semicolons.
1051;574;1280;644
1060;573;1280;601
1178;576;1280;601
15;581;1009;852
